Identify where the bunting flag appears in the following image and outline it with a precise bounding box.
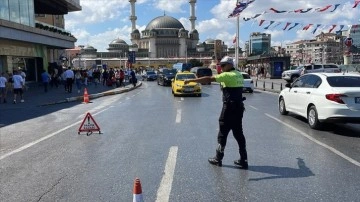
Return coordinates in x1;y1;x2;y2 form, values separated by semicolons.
316;5;332;12
252;13;262;19
303;24;313;30
297;8;313;13
288;23;299;31
264;21;275;29
353;0;360;8
259;19;265;26
337;25;345;32
243;17;251;21
272;22;282;28
312;24;321;34
328;25;337;33
283;22;291;30
228;0;255;18
330;4;341;12
233;36;237;44
270;8;287;13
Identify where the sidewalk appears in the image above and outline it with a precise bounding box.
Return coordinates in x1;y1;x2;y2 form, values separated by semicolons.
0;80;141;110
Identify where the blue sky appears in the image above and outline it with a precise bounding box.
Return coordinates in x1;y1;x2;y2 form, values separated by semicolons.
64;0;360;52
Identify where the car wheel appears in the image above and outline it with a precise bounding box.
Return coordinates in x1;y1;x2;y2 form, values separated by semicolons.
249;89;253;93
308;105;321;129
197;93;202;97
279;97;289;115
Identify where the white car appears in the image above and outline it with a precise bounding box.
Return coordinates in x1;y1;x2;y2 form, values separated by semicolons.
241;72;254;93
278;73;360;129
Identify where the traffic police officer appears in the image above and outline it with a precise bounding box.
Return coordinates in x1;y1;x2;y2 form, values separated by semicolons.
184;56;248;169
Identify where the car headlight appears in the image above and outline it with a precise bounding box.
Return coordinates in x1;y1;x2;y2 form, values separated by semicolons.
195;83;201;87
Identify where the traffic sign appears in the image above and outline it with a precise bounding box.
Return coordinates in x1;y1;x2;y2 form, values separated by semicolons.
78;112;101;135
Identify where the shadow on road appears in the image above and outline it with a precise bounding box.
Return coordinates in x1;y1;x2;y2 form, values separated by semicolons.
247;158;315;181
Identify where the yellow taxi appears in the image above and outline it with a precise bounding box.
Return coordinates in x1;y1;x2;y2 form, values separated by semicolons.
171;72;202;97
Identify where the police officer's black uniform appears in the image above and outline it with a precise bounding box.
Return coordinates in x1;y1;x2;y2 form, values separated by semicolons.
208;68;248;169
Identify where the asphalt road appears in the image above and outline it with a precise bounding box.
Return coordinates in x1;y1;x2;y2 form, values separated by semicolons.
1;81;359;202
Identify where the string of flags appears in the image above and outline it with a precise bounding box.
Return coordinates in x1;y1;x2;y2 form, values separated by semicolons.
236;1;360;34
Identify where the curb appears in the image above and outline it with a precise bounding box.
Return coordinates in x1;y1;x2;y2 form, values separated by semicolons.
38;82;142;107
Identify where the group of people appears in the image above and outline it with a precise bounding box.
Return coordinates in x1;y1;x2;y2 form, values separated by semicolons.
0;68;26;104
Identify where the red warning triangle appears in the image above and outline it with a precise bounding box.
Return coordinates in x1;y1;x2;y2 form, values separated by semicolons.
78;112;101;133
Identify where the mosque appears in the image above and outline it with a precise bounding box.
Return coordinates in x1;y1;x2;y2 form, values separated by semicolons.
71;0;234;69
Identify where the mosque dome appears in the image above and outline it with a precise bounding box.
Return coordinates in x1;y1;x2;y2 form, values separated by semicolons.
145;16;184;30
84;45;96;50
110;38;128;45
204;38;215;44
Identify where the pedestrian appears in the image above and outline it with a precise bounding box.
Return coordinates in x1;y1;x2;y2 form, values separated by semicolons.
75;70;83;93
184;56;248;169
119;69;125;87
64;67;74;93
0;72;7;103
130;68;137;87
41;69;51;92
12;70;25;104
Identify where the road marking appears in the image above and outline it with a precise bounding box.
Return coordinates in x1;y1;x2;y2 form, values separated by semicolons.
156;146;178;202
265;113;360;167
181;97;184;101
175;109;181;123
248;105;258;110
0;108;110;161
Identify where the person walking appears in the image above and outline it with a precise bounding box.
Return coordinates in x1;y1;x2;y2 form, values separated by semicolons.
0;72;7;103
12;70;25;104
184;56;248;169
74;70;83;93
64;67;74;93
41;69;51;92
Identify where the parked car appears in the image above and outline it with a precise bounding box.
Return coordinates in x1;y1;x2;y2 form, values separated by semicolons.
240;72;254;93
282;64;341;83
142;71;157;81
171;72;201;97
190;67;213;84
157;68;177;86
278;73;360;129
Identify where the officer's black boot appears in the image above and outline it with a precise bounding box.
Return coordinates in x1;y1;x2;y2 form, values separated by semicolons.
234;149;248;169
208;145;224;167
234;159;248;169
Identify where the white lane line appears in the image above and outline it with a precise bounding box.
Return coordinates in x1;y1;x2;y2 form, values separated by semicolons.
265;113;360;167
156;146;178;202
248;105;258;110
181;97;184;101
0;108;110;161
175;109;182;123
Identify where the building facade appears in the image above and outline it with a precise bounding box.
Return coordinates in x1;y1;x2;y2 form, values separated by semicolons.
0;0;80;82
348;24;360;48
286;33;344;65
249;32;271;56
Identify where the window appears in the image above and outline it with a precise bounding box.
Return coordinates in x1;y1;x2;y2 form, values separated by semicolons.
324;65;338;69
327;76;360;87
314;65;322;69
303;75;321;88
0;0;10;20
292;76;306;88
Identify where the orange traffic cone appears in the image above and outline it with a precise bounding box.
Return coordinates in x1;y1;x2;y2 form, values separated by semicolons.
133;178;144;202
83;88;89;103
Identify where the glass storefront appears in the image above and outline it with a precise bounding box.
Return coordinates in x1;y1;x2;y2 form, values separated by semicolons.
0;0;34;26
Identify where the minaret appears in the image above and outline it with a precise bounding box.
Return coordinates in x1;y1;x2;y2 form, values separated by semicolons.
129;0;137;31
189;0;196;30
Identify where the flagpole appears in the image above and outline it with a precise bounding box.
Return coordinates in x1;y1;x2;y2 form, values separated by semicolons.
236;15;239;70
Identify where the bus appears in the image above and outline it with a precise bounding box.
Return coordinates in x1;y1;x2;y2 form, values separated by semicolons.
172;63;192;72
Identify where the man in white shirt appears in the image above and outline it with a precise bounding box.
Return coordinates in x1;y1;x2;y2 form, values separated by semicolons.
12;70;24;103
64;67;74;93
0;72;7;103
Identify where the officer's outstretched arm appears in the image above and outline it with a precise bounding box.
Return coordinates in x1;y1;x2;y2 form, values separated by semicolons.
184;76;215;84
